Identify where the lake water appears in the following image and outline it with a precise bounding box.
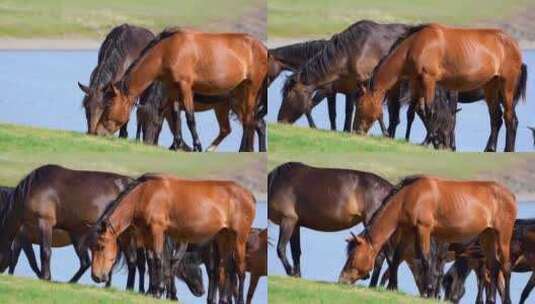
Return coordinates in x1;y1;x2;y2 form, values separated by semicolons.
10;201;267;304
268;201;535;304
0;50;254;152
268;51;535;152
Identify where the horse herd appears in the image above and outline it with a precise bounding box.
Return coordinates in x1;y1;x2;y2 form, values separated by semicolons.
268;162;535;304
0;165;267;304
78;24;267;152
269;20;528;152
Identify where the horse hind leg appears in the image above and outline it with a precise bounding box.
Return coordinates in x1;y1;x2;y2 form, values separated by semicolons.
483;82;503;152
277;217;297;276
289;226;302;277
479;230;499;304
500;77;518;152
38;219;53;280
207;104;231;152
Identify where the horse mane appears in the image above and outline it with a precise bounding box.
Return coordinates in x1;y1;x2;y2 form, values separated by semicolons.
91;173;161;233
268;162;304;197
89;24;138;92
269;39;328;66
119;27;182;94
368;24;429;90
298;20;380;85
345;175;427;256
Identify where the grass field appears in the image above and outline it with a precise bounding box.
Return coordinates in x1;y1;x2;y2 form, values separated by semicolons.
269;123;432;153
269;276;435;304
0;123;265;194
0;274;172;304
0;0;256;38
268;0;532;38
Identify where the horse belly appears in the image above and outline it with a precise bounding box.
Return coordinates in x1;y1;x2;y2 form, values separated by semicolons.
192;55;247;95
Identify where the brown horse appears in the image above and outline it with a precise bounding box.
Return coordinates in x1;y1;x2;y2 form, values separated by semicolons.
268;162;394;280
339;176;517;304
77;24;155;137
96;28;267;152
354;23;527;152
88;174;256;303
245;228;267;304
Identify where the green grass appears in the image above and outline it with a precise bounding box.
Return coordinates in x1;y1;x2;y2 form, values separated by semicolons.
0;274;171;304
268;0;532;38
269;276;436;304
0;0;256;38
268;123;432;153
0;123;263;190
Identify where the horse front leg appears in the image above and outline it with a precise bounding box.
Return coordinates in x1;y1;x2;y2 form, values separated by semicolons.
415;225;433;298
119;122;128;138
20;236;40;277
176;83;202;152
255;118;267;152
148;227;166;298
327;94;337;131
369;250;386;288
405;102;416;141
137;248;147;293
207;104;231;152
520;271;535;304
68;236;91;283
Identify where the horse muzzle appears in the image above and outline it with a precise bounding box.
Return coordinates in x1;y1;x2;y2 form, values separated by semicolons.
91;272;108;283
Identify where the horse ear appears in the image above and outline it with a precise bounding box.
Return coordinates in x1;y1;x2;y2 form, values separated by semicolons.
78;82;91;95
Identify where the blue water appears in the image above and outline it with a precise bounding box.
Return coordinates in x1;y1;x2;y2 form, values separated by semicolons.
268;201;535;304
0;50;254;152
268;51;535;152
10;202;267;304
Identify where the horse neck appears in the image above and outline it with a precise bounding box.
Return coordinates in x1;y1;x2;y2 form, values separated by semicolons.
366;194;404;252
371;42;409;95
123;48;163;104
106;194;136;236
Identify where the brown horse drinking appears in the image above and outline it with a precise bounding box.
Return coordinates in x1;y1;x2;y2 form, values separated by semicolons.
77;24;155;137
339;176;517;304
268;162;394;280
96;28;267;152
88;174;256;303
354;23;527;152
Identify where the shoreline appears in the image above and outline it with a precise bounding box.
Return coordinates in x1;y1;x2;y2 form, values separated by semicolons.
267;37;535;50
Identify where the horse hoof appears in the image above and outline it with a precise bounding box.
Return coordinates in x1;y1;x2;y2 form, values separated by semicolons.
206;145;217;152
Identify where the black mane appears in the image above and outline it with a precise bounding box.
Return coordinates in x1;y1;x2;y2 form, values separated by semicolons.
269;39;328;67
368;24;429;90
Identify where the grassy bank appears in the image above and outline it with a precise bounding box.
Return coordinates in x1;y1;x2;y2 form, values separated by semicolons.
0;123;266;195
0;274;170;304
269;276;435;304
0;0;254;38
268;0;530;38
268;123;431;153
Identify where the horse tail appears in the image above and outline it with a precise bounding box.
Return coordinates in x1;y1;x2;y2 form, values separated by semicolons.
514;63;528;105
0;167;43;258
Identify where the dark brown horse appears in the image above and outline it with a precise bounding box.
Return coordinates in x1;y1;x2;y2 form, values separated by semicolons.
96;28;267;152
339;176;517;304
0;165;138;283
88;174;256;303
278;21;413;133
268;162;394;280
354;24;527;152
444;219;535;304
77;24;156;137
269;40;349;130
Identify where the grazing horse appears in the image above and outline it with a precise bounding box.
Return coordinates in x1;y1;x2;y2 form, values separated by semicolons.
88;174;255;304
354;23;527;152
0;165;139;284
278;20;412;133
77;24;156;137
96;28;267;152
136;86;267;152
444;219;535;304
245;228;267;304
338;176;517;304
268;162;394;281
269;40;348;130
